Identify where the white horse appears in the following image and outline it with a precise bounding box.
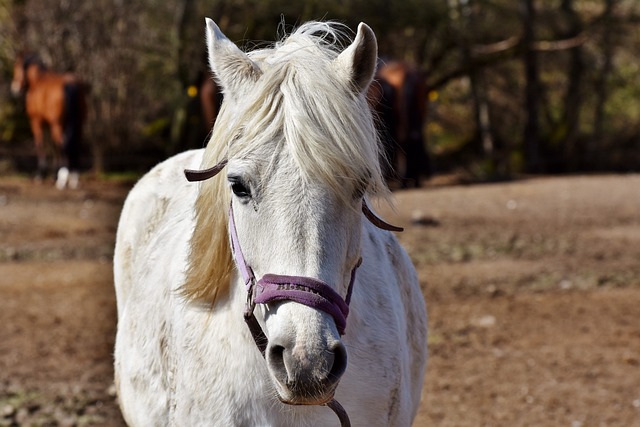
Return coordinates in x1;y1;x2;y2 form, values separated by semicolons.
114;18;427;426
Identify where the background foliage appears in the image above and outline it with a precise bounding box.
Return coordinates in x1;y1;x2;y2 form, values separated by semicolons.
1;0;639;177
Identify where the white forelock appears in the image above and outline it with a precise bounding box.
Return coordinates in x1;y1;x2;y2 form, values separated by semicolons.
205;21;389;205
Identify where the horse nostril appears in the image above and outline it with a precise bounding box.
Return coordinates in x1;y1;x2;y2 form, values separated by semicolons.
267;340;347;386
328;341;348;381
267;345;285;370
267;344;288;381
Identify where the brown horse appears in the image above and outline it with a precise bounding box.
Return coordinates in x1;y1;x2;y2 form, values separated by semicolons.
11;53;87;189
369;60;431;187
199;76;223;131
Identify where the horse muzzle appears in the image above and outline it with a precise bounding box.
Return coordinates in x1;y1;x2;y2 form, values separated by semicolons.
252;273;351;405
10;82;24;97
266;323;348;405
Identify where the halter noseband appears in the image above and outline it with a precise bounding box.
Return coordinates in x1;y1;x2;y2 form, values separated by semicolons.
229;202;358;341
184;160;402;427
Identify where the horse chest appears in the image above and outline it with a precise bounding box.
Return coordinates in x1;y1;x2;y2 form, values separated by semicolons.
166;303;282;423
26;85;64;123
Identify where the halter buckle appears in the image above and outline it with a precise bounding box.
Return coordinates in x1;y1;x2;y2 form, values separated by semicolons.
244;280;257;317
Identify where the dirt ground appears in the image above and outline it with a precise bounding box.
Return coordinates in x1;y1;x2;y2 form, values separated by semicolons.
1;173;639;426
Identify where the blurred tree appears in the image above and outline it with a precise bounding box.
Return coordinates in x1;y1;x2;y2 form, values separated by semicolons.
522;0;541;173
451;0;496;171
559;0;585;171
589;0;615;170
1;0;639;175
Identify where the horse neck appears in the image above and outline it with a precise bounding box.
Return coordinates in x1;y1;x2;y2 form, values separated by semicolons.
25;64;46;87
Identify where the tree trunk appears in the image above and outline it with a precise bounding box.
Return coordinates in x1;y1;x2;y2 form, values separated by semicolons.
453;0;496;168
522;0;541;173
590;0;615;170
560;0;584;171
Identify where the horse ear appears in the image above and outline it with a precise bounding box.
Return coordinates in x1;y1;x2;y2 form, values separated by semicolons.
334;23;378;95
205;18;261;99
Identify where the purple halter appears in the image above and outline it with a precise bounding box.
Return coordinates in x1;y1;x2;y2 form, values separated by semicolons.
228;203;359;338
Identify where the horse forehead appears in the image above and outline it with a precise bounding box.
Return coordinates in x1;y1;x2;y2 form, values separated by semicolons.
229;163;338;225
266;170;339;209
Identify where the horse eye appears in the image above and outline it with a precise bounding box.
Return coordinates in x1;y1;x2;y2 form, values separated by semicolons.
231;181;251;199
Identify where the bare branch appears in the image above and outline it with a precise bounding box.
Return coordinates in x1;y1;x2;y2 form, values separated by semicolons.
471;36;520;56
532;32;588;51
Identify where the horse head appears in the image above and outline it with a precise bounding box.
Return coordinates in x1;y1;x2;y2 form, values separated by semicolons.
11;53;45;96
192;19;385;406
10;53;26;96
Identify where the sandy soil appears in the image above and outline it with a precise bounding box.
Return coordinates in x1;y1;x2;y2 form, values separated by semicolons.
1;174;639;426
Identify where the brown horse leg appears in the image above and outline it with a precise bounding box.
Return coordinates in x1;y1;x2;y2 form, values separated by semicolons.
50;122;68;190
30;118;47;180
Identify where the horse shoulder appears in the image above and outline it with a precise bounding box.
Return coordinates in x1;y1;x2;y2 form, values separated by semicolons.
380;228;428;421
24;86;46;119
360;222;426;338
62;72;78;84
114;150;205;424
353;223;427;424
114;149;203;311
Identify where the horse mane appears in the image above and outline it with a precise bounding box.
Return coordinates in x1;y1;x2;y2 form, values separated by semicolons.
182;21;389;305
23;53;46;70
